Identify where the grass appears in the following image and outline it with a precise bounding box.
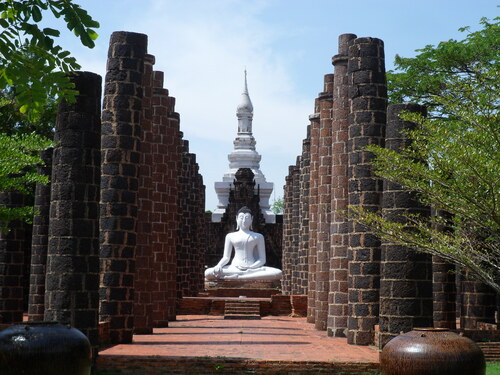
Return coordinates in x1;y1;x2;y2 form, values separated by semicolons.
487;362;500;375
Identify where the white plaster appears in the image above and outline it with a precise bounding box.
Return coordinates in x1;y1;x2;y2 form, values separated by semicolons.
212;71;275;223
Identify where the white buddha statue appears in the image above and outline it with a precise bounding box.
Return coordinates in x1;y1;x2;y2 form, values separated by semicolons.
205;207;282;281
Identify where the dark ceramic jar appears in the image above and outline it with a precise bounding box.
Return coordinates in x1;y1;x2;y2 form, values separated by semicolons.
0;322;91;375
380;328;485;375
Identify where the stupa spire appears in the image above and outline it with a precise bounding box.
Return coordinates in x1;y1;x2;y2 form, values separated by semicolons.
237;70;253;132
212;70;275;223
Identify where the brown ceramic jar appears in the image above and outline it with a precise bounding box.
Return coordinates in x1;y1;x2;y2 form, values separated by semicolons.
380;327;485;375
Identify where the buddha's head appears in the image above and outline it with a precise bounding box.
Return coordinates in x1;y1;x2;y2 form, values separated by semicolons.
236;206;253;230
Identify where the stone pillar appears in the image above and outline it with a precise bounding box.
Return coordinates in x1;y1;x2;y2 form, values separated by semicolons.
378;104;433;348
27;148;53;321
100;31;147;344
327;33;356;338
282;167;294;295
134;54;155;334
160;89;181;322
432;210;456;329
461;275;496;329
347;37;387;345
315;73;334;330
307;98;320;323
150;70;179;325
193;171;206;295
177;139;192;299
290;159;301;295
44;72;101;350
432;255;456;329
298;126;311;295
0;192;31;324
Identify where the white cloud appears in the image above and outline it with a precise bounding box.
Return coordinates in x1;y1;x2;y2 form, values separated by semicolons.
119;0;311;209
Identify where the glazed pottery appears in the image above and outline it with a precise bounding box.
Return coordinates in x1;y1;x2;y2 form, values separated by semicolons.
380;327;485;375
0;322;91;375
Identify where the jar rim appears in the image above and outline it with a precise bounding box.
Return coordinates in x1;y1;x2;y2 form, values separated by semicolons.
413;327;450;332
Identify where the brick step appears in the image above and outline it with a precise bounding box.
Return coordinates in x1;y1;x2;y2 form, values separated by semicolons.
97;356;381;374
224;314;261;320
224;301;261;320
477;342;500;362
225;311;260;316
225;307;260;313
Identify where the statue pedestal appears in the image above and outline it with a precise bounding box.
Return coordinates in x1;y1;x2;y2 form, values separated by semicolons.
205;279;281;298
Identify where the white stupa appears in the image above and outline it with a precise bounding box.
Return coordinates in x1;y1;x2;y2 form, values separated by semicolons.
211;71;275;223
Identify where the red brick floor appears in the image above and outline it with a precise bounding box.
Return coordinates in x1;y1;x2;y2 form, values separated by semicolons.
99;315;379;363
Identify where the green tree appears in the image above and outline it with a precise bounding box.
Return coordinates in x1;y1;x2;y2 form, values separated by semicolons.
0;132;53;226
0;0;99;115
351;17;500;292
0;0;99;225
272;197;284;215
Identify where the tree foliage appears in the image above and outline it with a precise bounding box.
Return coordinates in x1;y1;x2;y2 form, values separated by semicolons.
0;132;53;225
0;0;99;116
0;1;99;225
351;17;500;292
272;197;284;215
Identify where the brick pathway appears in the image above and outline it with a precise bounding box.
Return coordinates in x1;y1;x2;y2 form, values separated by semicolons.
99;315;379;363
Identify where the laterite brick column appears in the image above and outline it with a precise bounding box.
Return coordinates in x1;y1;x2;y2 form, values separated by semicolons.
297;126;311;295
307;99;320;323
432;211;456;329
27;148;53;321
378;104;433;348
0;192;31;324
176;138;205;299
290;160;301;294
161;86;181;322
315;73;334;331
282;167;294;295
328;33;356;337
44;72;101;349
347;37;386;345
460;274;496;329
100;32;147;344
134;54;155;334
193;171;206;295
150;70;179;325
432;255;456;329
177;139;192;299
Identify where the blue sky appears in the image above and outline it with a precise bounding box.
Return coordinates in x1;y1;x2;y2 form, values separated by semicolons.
47;0;498;211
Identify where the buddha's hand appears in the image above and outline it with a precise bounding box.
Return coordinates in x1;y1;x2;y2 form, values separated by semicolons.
214;265;223;276
236;265;248;271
